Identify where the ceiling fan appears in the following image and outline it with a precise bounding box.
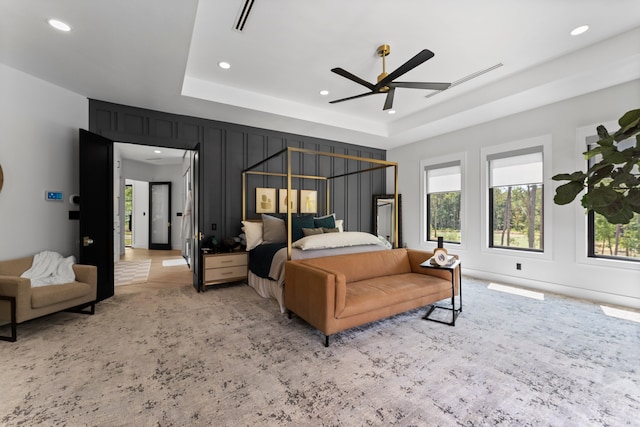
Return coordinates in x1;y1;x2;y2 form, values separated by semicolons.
330;44;451;111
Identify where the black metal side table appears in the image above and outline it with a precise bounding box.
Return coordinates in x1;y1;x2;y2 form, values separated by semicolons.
0;295;17;341
420;258;462;326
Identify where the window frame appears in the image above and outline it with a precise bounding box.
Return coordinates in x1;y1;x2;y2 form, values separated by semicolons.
487;147;544;252
581;126;640;266
481;135;553;260
420;153;466;251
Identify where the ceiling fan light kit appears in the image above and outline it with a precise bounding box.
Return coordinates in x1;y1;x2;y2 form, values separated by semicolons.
330;44;451;111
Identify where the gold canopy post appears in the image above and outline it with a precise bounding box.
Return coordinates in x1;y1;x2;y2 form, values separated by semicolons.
241;146;399;258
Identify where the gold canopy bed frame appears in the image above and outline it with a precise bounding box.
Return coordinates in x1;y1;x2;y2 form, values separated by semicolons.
241;146;399;259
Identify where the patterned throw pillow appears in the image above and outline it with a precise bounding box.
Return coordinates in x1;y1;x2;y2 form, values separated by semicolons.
302;227;324;236
322;227;339;233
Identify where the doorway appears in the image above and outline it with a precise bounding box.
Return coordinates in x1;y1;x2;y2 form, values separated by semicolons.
113;142;197;265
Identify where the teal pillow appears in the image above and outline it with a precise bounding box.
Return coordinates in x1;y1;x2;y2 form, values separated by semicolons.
290;215;315;241
314;214;335;229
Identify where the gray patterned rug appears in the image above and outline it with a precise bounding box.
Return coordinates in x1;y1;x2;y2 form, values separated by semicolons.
1;278;638;426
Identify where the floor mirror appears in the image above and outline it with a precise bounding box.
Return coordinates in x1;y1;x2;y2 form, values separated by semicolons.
372;194;402;248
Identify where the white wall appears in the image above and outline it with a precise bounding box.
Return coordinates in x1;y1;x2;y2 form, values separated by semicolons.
120;158;184;250
388;80;640;309
0;64;88;260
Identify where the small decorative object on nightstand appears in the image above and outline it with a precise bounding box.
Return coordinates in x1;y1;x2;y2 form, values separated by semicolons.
202;252;248;291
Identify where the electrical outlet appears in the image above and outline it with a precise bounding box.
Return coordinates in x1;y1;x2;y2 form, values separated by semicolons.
212;223;217;231
516;263;522;270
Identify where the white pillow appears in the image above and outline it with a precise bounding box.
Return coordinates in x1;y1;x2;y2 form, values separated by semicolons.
292;231;383;250
335;219;344;232
241;221;263;251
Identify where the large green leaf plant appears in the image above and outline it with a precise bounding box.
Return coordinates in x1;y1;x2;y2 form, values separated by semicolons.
552;109;640;225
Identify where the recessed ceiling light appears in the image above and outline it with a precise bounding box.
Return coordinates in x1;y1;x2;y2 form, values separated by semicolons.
387;110;396;115
319;90;329;96
154;150;162;154
570;25;589;36
218;62;231;69
48;19;71;32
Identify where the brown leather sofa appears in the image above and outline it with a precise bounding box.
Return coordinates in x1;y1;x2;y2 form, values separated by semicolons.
285;248;459;346
0;255;97;342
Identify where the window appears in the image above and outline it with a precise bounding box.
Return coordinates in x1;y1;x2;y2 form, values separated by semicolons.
426;162;461;243
488;147;543;251
587;136;640;262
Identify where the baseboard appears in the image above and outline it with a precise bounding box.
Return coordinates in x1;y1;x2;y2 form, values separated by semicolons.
463;268;640;310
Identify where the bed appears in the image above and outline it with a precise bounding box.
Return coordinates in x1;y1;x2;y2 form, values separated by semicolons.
240;147;399;312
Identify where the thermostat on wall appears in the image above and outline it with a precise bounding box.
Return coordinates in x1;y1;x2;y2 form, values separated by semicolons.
46;191;64;201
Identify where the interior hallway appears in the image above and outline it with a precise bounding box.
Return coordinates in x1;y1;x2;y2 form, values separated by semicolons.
117;248;193;293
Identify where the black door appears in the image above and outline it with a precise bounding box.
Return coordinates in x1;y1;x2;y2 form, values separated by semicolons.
79;129;114;302
148;181;172;250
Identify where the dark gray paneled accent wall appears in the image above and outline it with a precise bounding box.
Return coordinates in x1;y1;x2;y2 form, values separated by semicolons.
89;99;386;242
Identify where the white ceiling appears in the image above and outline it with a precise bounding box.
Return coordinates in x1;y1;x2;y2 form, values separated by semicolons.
115;143;187;166
2;0;640;152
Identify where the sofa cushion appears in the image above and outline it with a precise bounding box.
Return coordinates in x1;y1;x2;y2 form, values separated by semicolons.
31;282;92;309
339;273;451;319
0;256;33;277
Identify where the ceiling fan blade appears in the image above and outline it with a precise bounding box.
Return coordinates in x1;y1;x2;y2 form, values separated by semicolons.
331;68;375;90
390;81;451;90
329;91;377;104
375;49;435;90
383;87;395;111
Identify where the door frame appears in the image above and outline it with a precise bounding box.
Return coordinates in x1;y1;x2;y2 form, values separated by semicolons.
81;132;203;292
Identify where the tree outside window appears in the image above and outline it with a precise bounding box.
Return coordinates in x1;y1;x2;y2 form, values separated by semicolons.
488;148;543;251
426;162;461;243
587;136;640;261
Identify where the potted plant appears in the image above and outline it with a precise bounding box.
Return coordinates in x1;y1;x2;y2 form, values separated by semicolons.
552;108;640;225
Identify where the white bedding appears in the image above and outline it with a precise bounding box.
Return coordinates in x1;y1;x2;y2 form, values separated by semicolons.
292;231;384;251
247;232;388;313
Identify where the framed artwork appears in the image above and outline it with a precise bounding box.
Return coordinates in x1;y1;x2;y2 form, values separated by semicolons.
279;189;298;213
256;188;276;213
300;190;317;213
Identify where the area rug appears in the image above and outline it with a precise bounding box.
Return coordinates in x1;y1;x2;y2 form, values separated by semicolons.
162;258;187;267
1;278;638;426
113;259;151;286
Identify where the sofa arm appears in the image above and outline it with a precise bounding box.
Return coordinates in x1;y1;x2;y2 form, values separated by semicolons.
72;264;97;286
285;262;337;333
0;275;31;298
0;275;31;323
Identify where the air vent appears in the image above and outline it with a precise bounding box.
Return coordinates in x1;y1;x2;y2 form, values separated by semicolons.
234;0;256;32
424;63;503;99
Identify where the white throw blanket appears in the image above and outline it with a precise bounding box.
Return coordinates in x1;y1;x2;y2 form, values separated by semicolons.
20;251;76;287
